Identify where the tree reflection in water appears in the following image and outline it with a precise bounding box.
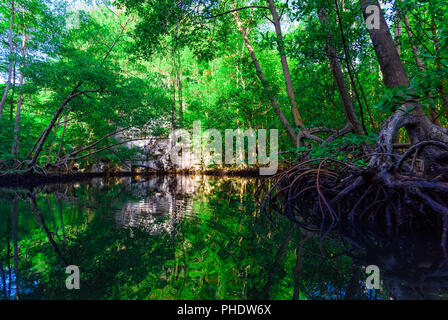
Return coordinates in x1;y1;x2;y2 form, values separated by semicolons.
0;175;446;300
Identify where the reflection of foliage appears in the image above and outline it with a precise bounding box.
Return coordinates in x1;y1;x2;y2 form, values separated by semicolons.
0;177;384;300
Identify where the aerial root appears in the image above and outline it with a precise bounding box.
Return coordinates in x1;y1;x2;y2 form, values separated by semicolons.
261;147;448;255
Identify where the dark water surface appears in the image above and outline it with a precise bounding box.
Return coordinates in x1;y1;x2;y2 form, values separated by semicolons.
0;175;446;300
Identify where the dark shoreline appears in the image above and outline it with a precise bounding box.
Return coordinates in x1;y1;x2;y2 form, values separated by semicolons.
0;169;264;188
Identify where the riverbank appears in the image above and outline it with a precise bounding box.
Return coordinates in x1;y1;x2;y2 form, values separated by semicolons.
0;168;265;188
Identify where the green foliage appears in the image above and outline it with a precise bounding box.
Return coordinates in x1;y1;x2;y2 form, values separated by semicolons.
0;0;447;169
0;3;171;167
302;132;376;167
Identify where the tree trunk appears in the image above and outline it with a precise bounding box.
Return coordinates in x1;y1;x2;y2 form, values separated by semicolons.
9;57;17;121
171;74;177;132
360;0;448;176
178;68;183;128
29;82;83;167
11;25;27;157
267;0;304;128
0;0;15;126
319;7;363;135
46;116;62;165
57;111;69;160
231;6;298;146
292;231;312;300
360;0;409;89
334;1;370;134
263;225;294;299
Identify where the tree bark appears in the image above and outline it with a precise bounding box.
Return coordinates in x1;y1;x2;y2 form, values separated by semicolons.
231;6;298;146
30;93;111;167
0;0;15;125
54;126;131;166
267;0;304;128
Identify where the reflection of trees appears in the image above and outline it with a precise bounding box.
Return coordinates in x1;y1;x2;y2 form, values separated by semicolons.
264;224;295;299
0;189;73;299
342;228;448;300
0;183;179;299
0;197;20;300
0;262;5;299
0;176;421;300
114;176;200;234
56;197;67;243
11;200;18;300
293;230;313;300
29;196;67;266
113;175;258;235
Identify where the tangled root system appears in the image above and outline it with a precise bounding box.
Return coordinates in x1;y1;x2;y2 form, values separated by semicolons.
261;141;448;255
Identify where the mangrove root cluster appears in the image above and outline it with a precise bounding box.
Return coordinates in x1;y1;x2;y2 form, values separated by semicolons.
262;141;448;255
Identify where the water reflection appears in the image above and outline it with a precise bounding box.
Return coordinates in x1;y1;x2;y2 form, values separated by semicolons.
0;175;446;300
342;229;448;300
114;176;218;235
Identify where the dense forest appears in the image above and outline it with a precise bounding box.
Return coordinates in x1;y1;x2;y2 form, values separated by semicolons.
0;0;448;301
0;0;446;174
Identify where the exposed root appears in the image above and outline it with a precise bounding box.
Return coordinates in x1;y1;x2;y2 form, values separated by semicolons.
261;146;448;256
265;104;448;259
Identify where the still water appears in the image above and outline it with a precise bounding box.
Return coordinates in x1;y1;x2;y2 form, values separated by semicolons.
0;175;446;300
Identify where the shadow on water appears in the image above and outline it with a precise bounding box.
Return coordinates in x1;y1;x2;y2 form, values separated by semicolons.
0;175;446;300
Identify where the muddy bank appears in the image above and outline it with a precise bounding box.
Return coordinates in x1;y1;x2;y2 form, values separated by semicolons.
0;168;264;188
